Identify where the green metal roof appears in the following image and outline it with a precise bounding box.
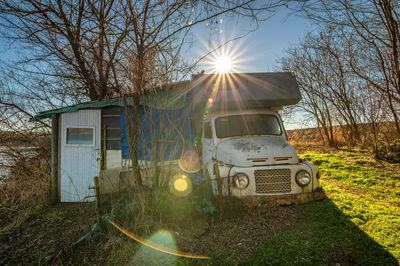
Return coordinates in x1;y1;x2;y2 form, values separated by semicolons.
30;87;190;122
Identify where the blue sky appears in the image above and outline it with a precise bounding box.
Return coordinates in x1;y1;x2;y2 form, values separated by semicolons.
189;6;313;74
188;7;314;129
0;6;312;74
0;6;313;129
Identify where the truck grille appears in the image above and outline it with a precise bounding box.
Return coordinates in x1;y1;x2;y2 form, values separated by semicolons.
254;169;291;193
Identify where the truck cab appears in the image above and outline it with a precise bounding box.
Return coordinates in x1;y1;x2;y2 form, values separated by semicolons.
202;108;321;199
190;72;323;202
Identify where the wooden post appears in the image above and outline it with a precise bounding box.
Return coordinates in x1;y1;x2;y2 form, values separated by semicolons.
94;176;104;231
51;115;59;203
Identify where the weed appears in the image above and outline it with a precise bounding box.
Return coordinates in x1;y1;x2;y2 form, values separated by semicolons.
108;240;138;266
44;211;66;223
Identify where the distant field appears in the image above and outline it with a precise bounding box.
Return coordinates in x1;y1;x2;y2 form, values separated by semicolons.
286;122;398;147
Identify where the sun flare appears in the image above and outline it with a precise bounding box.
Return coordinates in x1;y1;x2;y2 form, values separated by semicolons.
215;55;232;73
173;178;188;192
194;30;255;73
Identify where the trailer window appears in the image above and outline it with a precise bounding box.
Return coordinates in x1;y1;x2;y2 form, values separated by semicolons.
215;115;282;138
102;106;121;150
66;128;94;145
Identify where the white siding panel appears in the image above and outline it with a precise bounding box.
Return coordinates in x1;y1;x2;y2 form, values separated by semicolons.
60;109;101;202
106;150;122;169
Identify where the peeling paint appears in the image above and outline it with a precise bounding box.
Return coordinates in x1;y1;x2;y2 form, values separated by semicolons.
232;138;262;153
215;136;299;167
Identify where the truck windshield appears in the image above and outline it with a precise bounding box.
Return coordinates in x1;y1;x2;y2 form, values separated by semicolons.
215;114;282;138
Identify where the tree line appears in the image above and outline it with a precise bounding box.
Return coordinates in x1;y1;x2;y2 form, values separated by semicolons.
281;0;400;156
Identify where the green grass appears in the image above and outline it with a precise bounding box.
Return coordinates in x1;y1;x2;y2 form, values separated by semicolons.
302;152;400;261
109;151;400;265
246;198;398;265
302;152;400;206
243;152;399;265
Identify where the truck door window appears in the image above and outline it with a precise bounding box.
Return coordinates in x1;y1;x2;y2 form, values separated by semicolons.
203;121;212;138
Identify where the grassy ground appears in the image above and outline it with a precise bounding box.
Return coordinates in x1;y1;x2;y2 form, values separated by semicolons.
301;151;400;261
241;150;400;265
2;149;399;265
108;150;400;265
0;203;110;265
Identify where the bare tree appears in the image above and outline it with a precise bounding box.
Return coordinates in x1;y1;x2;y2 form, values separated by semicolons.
298;0;400;136
0;70;51;211
281;24;398;153
0;0;297;188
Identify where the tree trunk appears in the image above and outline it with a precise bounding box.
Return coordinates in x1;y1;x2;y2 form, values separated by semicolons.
130;94;143;187
51;115;59;203
122;94;143;188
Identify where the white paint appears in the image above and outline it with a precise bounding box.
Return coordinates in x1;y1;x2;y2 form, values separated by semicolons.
106;150;122;169
60;109;101;202
201;135;213;175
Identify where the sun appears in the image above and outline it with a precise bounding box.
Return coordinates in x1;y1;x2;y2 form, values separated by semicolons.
206;46;242;74
215;55;232;73
193;27;257;73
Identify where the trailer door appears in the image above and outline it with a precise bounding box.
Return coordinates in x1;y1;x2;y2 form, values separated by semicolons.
60;109;101;202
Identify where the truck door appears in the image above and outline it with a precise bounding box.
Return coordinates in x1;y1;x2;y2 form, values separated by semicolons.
202;121;213;176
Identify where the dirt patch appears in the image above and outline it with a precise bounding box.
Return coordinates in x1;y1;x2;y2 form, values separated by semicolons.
2;195;302;264
174;205;303;262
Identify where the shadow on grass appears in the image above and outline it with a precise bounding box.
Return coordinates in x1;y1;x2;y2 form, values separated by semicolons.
109;196;398;265
243;198;398;265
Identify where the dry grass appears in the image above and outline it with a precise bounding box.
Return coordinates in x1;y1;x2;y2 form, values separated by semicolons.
0;141;51;227
287;126;345;146
287;122;400;157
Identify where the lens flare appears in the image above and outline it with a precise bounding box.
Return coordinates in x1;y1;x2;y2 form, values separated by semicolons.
174;178;188;192
178;149;200;174
107;219;210;259
169;174;192;197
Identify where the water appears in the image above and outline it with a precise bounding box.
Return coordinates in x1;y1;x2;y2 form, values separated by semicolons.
0;147;10;186
0;146;10;179
0;146;36;181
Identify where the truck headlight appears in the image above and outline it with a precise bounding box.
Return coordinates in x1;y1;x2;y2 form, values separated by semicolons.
295;170;311;187
233;173;249;189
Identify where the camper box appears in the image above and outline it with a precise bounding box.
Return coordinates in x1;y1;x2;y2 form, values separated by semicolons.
188;72;301;133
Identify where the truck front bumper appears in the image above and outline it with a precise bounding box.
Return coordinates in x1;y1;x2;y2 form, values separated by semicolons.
237;188;326;207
